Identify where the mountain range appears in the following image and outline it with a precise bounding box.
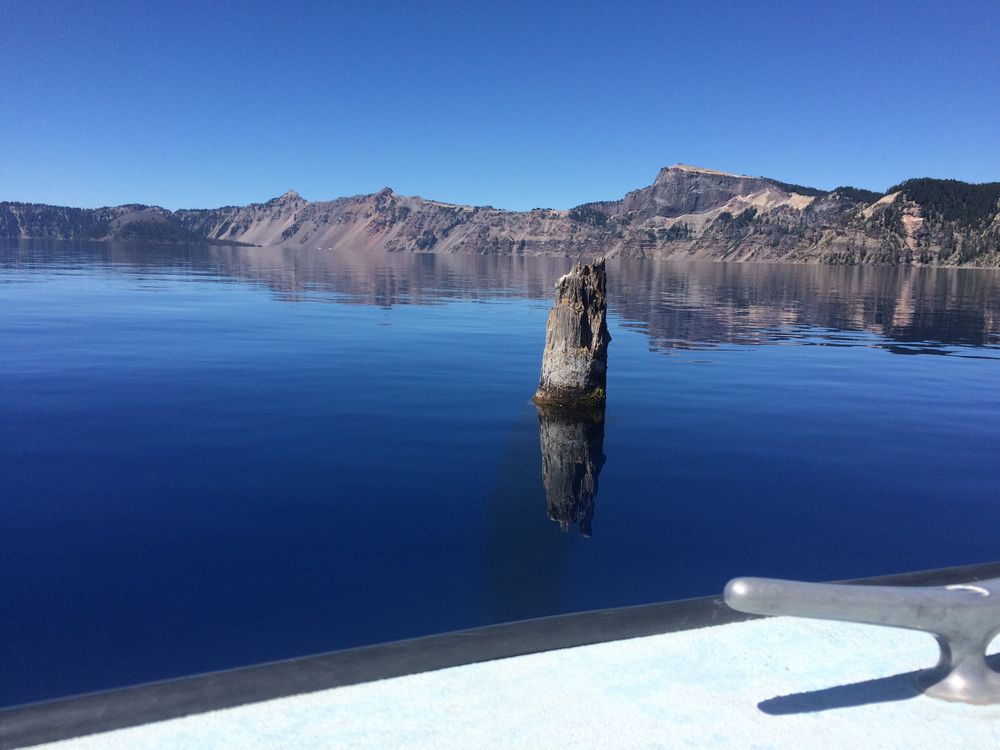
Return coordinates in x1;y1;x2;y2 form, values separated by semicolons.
3;165;999;266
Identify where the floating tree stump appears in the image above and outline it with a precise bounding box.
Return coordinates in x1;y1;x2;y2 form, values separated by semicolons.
532;258;611;409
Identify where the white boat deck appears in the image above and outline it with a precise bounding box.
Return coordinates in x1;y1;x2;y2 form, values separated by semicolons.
35;616;1000;749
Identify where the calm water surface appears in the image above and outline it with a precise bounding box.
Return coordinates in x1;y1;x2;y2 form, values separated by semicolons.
3;240;1000;705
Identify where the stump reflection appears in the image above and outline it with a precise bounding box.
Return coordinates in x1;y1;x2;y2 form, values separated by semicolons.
535;403;606;537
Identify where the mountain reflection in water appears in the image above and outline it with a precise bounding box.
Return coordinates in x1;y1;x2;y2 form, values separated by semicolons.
4;240;998;355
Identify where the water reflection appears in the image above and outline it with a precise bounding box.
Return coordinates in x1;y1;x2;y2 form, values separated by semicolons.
5;238;1000;704
3;240;1000;356
613;260;1000;353
535;403;606;537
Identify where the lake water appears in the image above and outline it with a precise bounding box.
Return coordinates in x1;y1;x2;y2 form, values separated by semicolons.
3;240;1000;706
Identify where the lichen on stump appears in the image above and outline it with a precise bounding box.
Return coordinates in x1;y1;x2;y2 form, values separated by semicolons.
532;258;611;408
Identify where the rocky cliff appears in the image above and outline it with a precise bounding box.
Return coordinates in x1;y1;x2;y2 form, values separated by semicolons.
4;165;999;266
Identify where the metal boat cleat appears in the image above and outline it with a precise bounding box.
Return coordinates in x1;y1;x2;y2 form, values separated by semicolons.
724;575;1000;705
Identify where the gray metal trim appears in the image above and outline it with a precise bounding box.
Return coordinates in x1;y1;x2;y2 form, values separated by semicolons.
726;572;1000;704
4;561;1000;749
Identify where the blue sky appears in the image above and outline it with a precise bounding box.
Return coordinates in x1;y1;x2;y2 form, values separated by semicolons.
3;0;998;210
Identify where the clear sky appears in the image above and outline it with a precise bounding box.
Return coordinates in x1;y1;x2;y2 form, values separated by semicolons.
3;0;998;210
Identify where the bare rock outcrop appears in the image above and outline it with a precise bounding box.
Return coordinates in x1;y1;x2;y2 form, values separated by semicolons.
532;259;611;408
6;165;999;266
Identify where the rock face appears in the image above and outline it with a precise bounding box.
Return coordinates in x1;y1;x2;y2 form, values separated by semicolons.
4;165;999;266
532;259;611;408
536;405;606;537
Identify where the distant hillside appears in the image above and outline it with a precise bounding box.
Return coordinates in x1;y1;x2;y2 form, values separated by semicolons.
0;202;251;245
3;166;999;266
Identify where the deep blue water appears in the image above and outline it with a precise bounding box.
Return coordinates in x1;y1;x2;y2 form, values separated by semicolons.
3;240;1000;706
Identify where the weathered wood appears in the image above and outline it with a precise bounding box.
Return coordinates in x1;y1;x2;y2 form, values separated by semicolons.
532;258;611;408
